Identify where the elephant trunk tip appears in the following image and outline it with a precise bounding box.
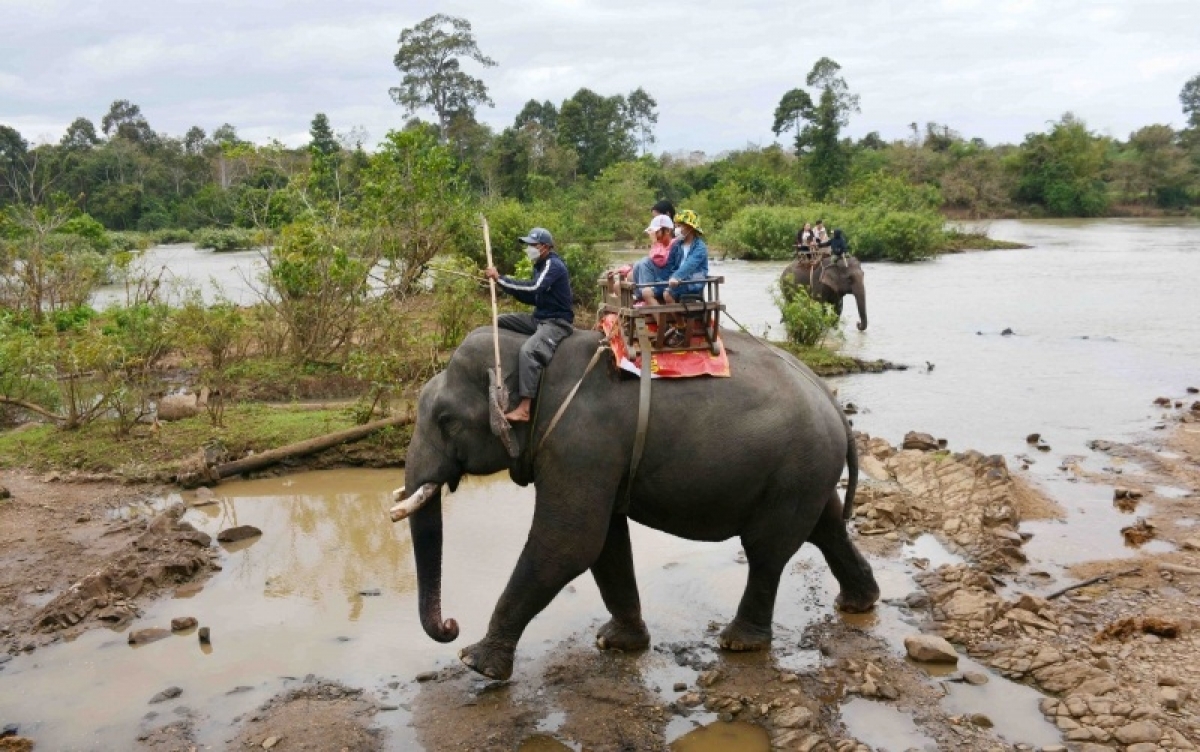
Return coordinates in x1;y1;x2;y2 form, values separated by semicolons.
424;616;460;643
857;321;867;331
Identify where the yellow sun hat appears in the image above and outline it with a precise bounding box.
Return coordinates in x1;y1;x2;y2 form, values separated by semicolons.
674;209;704;236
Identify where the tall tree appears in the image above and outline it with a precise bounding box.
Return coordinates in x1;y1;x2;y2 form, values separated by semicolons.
514;99;558;132
101;99;154;144
183;126;208;156
1181;73;1200;129
389;14;497;140
772;57;860;199
557;88;635;179
1014;112;1109;216
624;87;659;155
309;113;340;156
60;117;101;150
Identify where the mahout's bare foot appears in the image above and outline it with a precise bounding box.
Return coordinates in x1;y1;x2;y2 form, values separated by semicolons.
504;407;530;423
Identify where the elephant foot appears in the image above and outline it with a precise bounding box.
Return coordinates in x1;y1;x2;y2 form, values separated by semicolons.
718;619;772;652
458;639;515;681
835;586;881;614
595;618;650;652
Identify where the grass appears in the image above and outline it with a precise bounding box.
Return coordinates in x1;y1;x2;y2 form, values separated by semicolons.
772;341;896;376
0;404;408;481
939;231;1028;253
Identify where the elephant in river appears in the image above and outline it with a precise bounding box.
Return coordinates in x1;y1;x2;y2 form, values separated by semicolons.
780;256;868;331
396;326;880;680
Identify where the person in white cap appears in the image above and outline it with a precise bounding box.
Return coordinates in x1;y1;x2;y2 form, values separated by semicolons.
630;213;675;288
485;227;574;423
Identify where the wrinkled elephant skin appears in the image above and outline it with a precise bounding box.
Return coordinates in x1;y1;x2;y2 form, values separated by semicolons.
401;327;880;680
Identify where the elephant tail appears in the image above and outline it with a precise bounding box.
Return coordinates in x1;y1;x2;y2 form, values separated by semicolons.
843;427;858;520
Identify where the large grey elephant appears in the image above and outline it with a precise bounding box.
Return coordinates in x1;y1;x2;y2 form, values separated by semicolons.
398;326;880;680
781;257;868;331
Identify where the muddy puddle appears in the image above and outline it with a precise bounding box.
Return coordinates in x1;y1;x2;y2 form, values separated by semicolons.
0;469;1066;750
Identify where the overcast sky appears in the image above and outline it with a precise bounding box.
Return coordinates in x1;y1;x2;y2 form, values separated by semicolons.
3;0;1198;155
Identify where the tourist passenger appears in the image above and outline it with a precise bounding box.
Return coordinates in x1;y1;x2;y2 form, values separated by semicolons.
484;227;574;423
814;220;829;245
795;222;814;255
629;214;675;288
643;209;709;348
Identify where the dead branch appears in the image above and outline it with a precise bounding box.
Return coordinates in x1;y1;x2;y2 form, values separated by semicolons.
1046;566;1141;600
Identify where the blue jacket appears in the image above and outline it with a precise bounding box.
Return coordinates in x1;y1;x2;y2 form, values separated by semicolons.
497;252;575;323
665;236;709;284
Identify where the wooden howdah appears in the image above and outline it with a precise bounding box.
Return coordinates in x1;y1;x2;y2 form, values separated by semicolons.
598;275;726;358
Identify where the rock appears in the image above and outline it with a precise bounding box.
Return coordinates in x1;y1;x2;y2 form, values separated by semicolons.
1;724;18;738
198;627;211;645
673;682;687;692
262;737;280;749
679;692;703;707
903;634;959;663
1001;327;1014;336
170;617;197;632
358;588;381;597
0;486;10;500
415;671;438;683
128;628;171;646
1025;433;1040;444
697;669;723;687
773;705;814;729
1114;720;1162;745
1127;744;1161;752
217;525;262;543
1188;386;1199;394
1152;396;1171;406
1160;686;1187;710
902;431;940;452
963;671;989;685
157;393;201;421
1182;538;1200;552
903;591;930;609
149;686;182;704
969;713;993;728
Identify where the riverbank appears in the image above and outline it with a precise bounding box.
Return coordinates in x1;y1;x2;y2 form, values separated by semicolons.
1;395;1196;750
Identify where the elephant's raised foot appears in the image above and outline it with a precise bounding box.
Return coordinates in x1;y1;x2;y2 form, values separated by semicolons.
835;587;880;614
595;618;650;652
718;619;772;652
458;640;515;681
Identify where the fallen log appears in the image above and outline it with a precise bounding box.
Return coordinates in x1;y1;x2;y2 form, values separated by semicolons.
210;413;412;481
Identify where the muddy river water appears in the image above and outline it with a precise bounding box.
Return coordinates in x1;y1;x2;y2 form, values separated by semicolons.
8;219;1200;750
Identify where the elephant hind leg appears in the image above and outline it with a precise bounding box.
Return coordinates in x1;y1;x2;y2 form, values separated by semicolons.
591;514;650;652
809;491;880;613
720;510;815;652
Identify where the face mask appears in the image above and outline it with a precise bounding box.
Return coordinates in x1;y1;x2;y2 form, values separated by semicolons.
524;245;542;262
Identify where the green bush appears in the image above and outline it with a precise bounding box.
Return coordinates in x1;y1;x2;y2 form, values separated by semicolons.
558;242;611;311
714;204;945;263
151;228;194;245
772;282;839;346
57;214;111;252
194;227;258;252
106;231;153;253
432;257;487;348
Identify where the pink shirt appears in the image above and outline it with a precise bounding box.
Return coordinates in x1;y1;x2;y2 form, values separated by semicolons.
648;239;672;268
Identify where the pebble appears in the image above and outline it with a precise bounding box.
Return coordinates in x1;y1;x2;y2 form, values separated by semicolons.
149;686;182;704
170;617;198;632
217;525;262;543
415;671;438;683
262;737;280;749
672;682;687;692
198;627;211;645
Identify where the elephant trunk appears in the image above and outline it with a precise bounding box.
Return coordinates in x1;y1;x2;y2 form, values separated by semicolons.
408;487;460;643
852;277;868;331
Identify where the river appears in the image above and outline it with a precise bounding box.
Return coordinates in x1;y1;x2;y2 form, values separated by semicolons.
9;218;1195;749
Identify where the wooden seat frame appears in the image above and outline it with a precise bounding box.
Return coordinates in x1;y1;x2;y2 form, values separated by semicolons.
599;276;726;357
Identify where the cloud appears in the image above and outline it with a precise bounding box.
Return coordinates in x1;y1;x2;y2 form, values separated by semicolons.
1;0;1198;152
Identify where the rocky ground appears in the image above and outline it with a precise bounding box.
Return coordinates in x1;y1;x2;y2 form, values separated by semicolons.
1;398;1198;750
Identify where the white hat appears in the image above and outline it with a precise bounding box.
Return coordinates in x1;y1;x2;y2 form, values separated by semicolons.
644;214;674;234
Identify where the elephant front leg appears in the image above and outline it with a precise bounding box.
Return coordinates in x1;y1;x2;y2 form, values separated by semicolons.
459;486;614;680
591;515;650;652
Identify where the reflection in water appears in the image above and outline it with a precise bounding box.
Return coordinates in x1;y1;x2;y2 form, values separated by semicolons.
670;721;770;752
841;698;936;751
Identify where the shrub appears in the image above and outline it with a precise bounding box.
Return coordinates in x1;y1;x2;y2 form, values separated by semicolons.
151;228;194;245
558;242;611;311
432;257;488;348
194;227;257;252
57;213;111;252
772;282;839;346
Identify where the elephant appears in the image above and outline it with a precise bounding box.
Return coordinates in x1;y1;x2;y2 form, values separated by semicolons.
397;325;880;680
780;256;868;331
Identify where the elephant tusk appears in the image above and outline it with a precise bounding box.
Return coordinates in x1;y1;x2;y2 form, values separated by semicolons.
389;482;439;523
